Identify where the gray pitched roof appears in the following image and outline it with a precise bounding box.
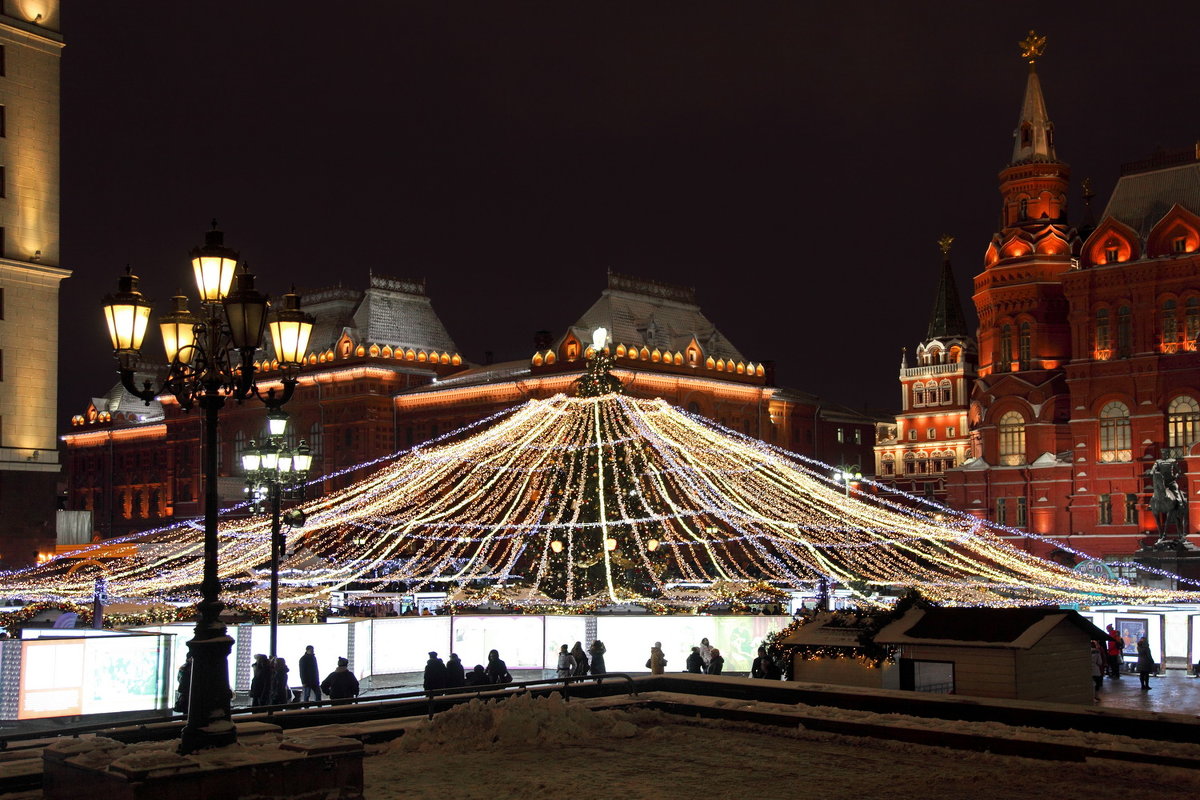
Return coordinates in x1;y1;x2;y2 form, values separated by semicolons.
1101;160;1200;239
353;275;458;355
568;271;745;362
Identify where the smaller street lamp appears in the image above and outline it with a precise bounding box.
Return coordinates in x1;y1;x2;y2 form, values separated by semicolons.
243;414;313;662
833;465;862;497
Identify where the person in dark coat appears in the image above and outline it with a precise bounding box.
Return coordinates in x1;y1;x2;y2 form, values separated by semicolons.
464;664;489;686
708;648;725;675
250;653;272;706
321;657;360;702
270;657;292;705
424;651;448;691
685;646;705;674
570;642;589;676
298;645;321;702
446;653;466;688
588;640;607;675
1136;637;1155;690
556;644;575;679
486;649;511;685
173;656;192;714
751;646;782;680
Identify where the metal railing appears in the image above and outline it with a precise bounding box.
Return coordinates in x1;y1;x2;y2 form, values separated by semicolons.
0;672;638;750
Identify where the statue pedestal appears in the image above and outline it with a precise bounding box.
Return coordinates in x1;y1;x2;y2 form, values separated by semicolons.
1133;539;1200;591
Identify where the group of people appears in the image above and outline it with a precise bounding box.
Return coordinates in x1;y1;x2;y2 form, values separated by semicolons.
1089;624;1157;700
248;646;360;707
423;649;513;691
684;637;725;675
556;640;608;678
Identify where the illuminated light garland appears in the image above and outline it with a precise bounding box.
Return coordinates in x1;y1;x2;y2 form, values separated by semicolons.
3;393;1199;610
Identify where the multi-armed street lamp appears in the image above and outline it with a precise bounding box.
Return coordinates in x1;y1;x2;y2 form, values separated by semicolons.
832;464;863;498
242;412;313;662
101;222;313;754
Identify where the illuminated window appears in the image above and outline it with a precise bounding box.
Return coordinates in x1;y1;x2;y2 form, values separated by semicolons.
854;429;862;445
998;411;1025;466
1094;308;1110;358
1162;299;1179;351
1099;401;1132;462
836;428;844;443
1116;306;1132;358
1098;494;1112;525
1167;395;1200;456
1188;298;1200;347
913;386;925;406
940;379;952;404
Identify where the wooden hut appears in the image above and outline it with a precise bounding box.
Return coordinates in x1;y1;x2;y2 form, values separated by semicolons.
873;606;1107;704
777;611;899;689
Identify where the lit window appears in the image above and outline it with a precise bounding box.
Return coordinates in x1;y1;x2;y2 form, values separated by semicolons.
998;411;1025;466
1124;493;1138;524
1167;395;1200;456
836;428;844;443
854;429;862;445
940;379;952;404
1095;308;1110;358
1099;401;1132;462
1162;299;1179;352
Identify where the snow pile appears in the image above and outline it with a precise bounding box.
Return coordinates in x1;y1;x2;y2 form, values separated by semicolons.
393;691;637;753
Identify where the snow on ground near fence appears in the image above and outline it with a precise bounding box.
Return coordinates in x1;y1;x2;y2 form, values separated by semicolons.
363;693;1200;800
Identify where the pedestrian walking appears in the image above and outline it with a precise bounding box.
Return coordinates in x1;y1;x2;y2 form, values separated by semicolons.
446;652;466;688
299;645;321;702
589;640;607;675
752;646;782;680
708;648;725;675
486;649;511;685
556;644;576;679
698;637;714;673
570;642;589;676
1089;640;1106;701
1105;624;1124;679
321;656;360;701
686;646;705;674
270;657;292;704
424;651;448;691
250;653;272;706
647;642;666;674
1136;637;1155;690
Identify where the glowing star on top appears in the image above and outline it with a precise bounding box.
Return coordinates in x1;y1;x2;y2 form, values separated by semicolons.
591;327;608;351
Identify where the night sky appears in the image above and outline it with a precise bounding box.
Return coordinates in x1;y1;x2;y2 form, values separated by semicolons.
56;2;1200;427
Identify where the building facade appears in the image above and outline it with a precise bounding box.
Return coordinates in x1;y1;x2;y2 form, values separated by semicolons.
0;4;68;566
874;237;976;501
64;271;880;541
945;37;1200;558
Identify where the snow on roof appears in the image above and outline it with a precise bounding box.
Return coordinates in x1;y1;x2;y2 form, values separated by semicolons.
874;607;1106;650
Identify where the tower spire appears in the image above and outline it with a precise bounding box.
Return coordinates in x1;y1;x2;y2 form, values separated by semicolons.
926;236;968;341
1011;30;1056;165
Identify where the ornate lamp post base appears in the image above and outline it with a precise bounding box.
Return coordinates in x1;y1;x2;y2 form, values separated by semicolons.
179;616;237;754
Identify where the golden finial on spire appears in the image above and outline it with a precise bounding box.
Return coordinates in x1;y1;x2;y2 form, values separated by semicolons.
937;234;954;255
1018;30;1047;64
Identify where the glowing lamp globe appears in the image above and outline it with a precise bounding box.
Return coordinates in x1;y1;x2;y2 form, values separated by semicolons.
550;540;564;554
293;441;313;474
647;538;659;551
604;537;618;551
268;290;314;367
267;409;289;438
158;294;199;365
190;223;240;302
241;443;261;473
102;268;152;353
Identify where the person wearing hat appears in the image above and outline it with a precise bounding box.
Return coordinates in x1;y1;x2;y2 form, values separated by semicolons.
424;651;448;692
320;657;360;702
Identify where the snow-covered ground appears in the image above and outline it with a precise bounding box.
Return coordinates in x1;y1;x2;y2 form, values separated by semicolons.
363;692;1200;800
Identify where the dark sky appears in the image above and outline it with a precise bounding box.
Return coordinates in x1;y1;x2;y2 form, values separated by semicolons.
57;2;1200;427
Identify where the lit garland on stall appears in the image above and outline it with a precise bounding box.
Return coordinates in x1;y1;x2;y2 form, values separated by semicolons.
3;365;1199;610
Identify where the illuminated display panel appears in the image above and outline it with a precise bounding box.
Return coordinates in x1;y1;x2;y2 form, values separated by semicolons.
248;622;350;680
451;615;544;670
18;635;170;720
370;617;451;674
595;615;789;673
543;616;589;670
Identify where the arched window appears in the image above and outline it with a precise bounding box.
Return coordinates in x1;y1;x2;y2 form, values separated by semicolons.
1167;396;1200;456
1095;308;1110;358
1162;300;1179;352
1019;197;1029;220
939;379;952;404
998;411;1026;466
913;385;926;406
1116;306;1132;358
1099;401;1132;462
903;453;916;474
1018;322;1032;369
908;429;917;441
998;324;1013;372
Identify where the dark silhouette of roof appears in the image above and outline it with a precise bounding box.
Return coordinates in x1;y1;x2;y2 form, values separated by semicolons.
925;254;969;342
902;606;1105;643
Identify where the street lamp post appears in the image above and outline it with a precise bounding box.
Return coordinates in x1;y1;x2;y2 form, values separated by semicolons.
101;222;313;754
833;464;862;497
242;426;312;660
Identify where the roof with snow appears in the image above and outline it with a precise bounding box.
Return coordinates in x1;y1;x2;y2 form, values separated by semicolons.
874;607;1106;649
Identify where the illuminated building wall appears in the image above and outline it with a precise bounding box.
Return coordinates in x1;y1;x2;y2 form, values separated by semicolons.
0;3;68;566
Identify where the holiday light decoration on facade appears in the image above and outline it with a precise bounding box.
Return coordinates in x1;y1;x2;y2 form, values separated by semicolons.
5;360;1199;609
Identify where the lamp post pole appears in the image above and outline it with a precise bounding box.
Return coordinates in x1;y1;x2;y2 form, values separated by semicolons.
269;477;281;659
101;222;313;754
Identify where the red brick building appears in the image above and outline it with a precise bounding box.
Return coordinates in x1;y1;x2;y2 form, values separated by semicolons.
945;45;1200;558
63;271;879;541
